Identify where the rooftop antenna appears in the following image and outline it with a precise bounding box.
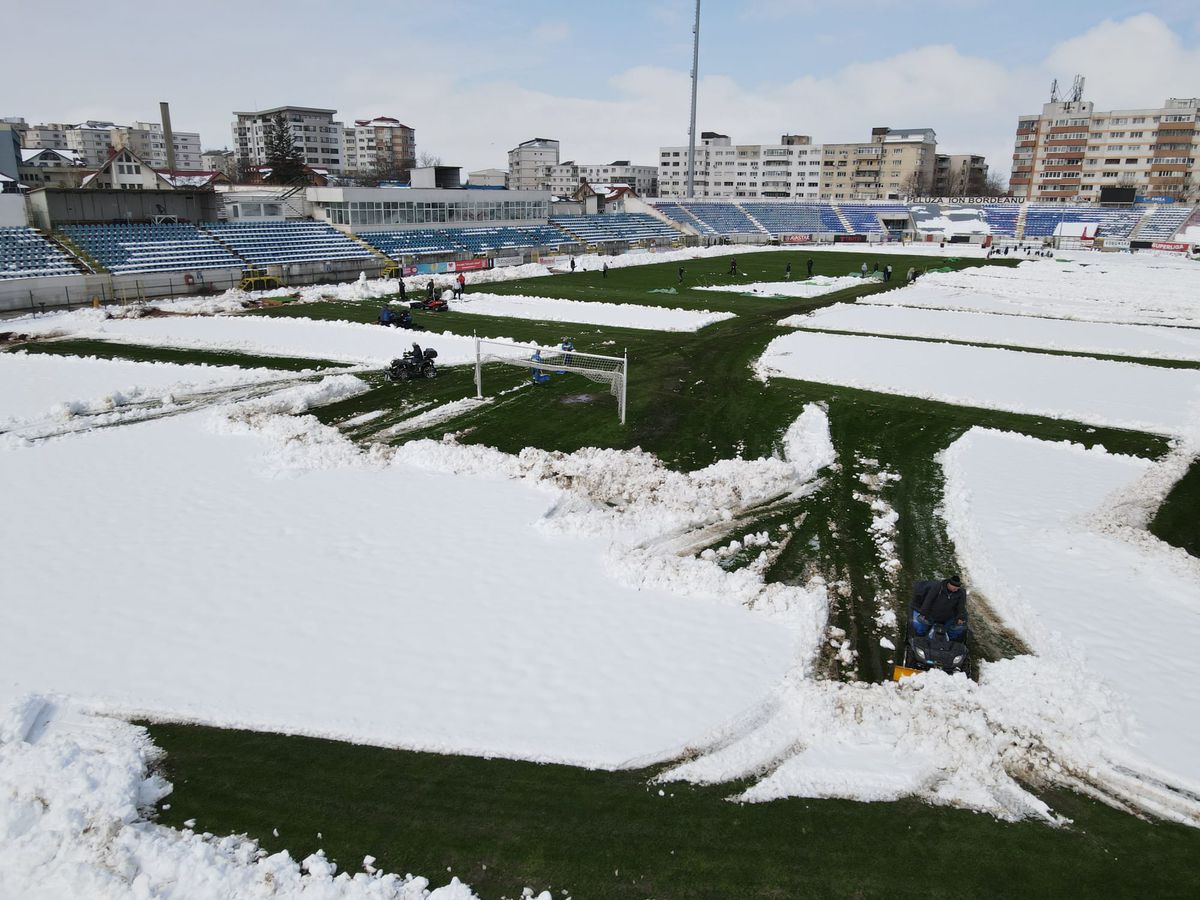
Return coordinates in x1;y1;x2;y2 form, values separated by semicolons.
1049;78;1059;103
1071;74;1086;104
686;0;701;199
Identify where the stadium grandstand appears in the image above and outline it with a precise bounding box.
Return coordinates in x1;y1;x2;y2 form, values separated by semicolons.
1;227;81;280
1;202;1196;290
202;221;376;267
60;224;243;274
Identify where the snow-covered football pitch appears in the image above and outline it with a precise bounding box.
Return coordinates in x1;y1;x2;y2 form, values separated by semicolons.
2;244;1199;896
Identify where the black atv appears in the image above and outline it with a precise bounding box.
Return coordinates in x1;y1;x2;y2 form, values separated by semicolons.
900;619;969;675
378;307;422;330
385;343;438;381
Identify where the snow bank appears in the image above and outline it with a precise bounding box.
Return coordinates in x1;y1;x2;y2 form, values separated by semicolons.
13;311;484;367
694;275;863;298
0;351;288;426
757;330;1200;438
0;393;804;769
940;428;1200;801
0;698;479;899
787;303;1200;361
875;255;1200;327
449;292;734;331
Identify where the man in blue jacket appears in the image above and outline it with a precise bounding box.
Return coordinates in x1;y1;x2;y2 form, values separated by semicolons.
912;575;967;640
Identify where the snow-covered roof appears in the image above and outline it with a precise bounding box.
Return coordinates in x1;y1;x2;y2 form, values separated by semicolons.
160;171;223;188
21;147;84;164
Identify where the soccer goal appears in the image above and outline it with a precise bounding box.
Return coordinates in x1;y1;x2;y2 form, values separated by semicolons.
474;337;628;424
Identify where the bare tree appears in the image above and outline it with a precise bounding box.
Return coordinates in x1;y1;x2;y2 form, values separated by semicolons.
979;171;1008;197
416;151;443;168
901;170;926;197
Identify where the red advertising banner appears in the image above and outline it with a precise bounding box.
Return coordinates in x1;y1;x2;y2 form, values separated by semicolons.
450;258;492;272
1151;241;1190;252
834;234;867;243
781;234;812;244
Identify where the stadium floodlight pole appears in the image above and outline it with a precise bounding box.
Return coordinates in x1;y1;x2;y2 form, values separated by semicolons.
686;0;701;199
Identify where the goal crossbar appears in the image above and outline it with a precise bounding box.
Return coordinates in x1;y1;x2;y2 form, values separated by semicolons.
474;337;628;424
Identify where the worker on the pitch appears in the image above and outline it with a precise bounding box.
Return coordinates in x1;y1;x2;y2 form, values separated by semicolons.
912;575;967;640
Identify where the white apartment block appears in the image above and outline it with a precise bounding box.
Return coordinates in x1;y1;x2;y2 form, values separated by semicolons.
1011;96;1200;202
819;127;937;200
114;122;202;172
507;138;559;191
549;160;658;197
233;106;345;173
14;116;204;170
658;133;823;199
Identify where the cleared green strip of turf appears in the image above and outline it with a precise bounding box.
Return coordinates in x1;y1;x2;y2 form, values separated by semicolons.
146;721;1200;900
1150;458;1200;558
9;338;343;373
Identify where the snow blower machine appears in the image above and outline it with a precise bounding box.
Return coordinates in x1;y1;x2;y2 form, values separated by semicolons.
892;578;970;681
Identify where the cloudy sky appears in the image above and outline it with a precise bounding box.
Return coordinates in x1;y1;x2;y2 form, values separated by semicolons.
10;1;1200;182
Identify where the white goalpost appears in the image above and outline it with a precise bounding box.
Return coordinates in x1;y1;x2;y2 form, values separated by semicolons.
474;337;629;424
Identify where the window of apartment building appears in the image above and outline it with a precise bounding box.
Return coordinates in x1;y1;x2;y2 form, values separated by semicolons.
1105;158;1120;164
1164;114;1194;122
1132;117;1146;123
1125;158;1139;165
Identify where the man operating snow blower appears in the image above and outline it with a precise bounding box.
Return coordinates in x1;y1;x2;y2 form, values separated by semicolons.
893;575;970;679
912;575;967;641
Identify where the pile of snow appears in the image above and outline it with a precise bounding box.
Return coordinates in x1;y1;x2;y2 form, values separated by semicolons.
12;311;485;367
0;351;293;437
875;255;1200;327
449;292;734;331
0;698;482;899
785;303;1200;361
940;428;1200;812
664;652;1161;823
756;330;1200;438
694;275;863;298
1;390;822;769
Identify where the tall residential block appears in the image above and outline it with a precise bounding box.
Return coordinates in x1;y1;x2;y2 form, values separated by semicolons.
658;133;823;200
1010;95;1200;202
232;106;345;173
507;138;560;191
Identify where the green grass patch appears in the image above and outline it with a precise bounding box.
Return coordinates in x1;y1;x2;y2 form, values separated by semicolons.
1150;458;1200;558
147;721;1200;900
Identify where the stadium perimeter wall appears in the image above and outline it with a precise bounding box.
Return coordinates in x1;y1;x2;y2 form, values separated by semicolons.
0;256;388;316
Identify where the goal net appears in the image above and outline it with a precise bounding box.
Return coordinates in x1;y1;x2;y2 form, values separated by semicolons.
474;337;628;423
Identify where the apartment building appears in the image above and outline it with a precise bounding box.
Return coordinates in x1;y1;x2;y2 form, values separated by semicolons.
113;122;202;171
201;149;237;178
343;116;416;176
1010;96;1200;202
549;160;658;196
233;106;345;173
658;133;824;199
819;127;937;200
12;116;203;169
934;154;989;195
507;138;560;191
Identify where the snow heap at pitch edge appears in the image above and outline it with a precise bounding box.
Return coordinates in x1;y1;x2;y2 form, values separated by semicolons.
0;697;482;900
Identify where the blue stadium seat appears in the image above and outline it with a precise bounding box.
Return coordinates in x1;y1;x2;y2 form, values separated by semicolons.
59;223;244;274
201;221;374;266
549;214;683;243
0;226;79;279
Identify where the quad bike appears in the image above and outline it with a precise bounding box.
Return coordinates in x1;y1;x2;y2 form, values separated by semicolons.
385;343;438;381
377;307;422;330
